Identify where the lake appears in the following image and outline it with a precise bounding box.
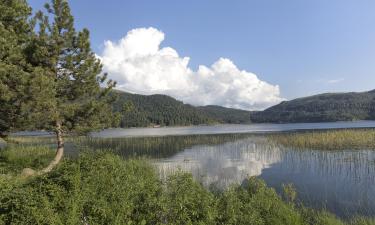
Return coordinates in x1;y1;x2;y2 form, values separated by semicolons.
13;121;375;218
151;136;375;218
90;121;375;218
91;120;375;137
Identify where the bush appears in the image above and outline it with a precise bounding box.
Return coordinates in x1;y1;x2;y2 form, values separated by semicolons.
162;172;217;224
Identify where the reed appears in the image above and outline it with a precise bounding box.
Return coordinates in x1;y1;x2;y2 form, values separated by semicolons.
74;133;257;158
268;129;375;150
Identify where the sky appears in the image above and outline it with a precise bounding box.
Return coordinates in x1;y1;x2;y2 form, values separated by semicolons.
28;0;375;110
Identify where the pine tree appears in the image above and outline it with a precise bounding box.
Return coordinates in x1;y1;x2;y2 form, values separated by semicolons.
0;0;32;138
25;0;119;173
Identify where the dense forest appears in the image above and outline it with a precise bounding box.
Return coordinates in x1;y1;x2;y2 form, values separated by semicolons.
113;89;375;127
197;105;252;124
251;90;375;123
112;91;216;127
112;90;255;127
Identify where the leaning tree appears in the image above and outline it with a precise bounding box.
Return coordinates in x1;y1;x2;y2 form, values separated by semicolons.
22;0;119;173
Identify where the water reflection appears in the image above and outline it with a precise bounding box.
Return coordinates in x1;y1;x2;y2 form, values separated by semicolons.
155;137;281;188
153;137;375;217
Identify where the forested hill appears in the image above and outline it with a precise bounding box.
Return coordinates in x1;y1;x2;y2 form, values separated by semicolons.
197;105;252;124
112;91;253;127
251;90;375;123
112;91;216;127
113;89;375;127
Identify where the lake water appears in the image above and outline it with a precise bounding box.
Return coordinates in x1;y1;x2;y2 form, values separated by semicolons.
151;136;375;217
90;121;375;218
12;121;375;218
92;120;375;138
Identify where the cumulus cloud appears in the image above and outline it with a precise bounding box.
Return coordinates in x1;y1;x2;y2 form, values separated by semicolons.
99;27;284;110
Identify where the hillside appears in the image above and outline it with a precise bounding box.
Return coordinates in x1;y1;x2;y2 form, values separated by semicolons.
251;90;375;123
198;105;252;124
113;89;375;127
112;91;217;127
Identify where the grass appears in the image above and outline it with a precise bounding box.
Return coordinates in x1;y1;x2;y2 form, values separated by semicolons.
0;145;374;224
0;144;55;174
268;129;375;150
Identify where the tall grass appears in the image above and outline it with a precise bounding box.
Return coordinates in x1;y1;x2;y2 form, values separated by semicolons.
0;144;55;174
268;129;375;150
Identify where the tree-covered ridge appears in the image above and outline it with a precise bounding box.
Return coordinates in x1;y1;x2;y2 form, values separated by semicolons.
251;90;375;123
113;91;217;127
112;89;375;127
198;105;252;124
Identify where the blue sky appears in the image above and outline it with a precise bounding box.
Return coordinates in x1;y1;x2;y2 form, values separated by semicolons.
28;0;375;102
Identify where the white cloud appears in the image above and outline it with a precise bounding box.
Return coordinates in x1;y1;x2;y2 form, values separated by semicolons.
99;27;284;110
327;78;344;84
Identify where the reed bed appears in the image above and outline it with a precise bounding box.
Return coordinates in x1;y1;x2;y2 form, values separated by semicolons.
74;133;257;158
268;129;375;150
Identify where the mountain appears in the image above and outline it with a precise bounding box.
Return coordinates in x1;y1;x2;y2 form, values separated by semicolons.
251;90;375;123
113;89;375;127
112;91;217;127
198;105;252;124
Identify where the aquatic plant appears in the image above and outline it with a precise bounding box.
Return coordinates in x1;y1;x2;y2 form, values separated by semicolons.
268;129;375;150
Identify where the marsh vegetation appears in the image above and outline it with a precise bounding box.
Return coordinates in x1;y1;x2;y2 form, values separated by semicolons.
268;129;375;150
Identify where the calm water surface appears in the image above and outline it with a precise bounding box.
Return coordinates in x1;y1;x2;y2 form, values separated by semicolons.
153;136;375;218
92;120;375;137
91;121;375;217
13;121;375;217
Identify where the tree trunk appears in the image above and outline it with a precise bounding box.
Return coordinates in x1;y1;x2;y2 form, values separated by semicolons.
41;121;64;173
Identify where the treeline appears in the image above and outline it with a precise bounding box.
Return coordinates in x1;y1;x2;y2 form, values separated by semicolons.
197;105;252;124
112;91;252;127
112;91;215;127
112;89;375;128
251;90;375;123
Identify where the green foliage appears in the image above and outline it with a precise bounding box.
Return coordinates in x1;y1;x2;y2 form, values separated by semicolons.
26;0;119;134
216;178;303;225
162;172;217;224
0;151;162;225
1;147;374;225
0;0;33;136
0;0;118;138
251;90;375;123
